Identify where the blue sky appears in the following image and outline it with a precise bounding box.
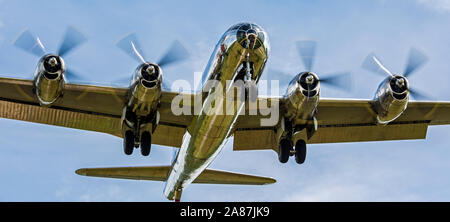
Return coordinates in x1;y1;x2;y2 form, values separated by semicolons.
1;0;450;201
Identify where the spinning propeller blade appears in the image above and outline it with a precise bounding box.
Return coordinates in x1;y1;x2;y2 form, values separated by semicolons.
13;29;46;57
116;33;147;63
158;40;190;68
115;33;190;87
404;48;428;78
264;69;295;86
13;27;87;82
296;40;317;72
58;26;87;57
409;87;431;100
362;53;394;77
363;48;431;101
320;72;352;92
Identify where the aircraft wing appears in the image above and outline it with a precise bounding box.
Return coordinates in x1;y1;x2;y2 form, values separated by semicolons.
233;98;450;151
3;76;450;151
0;77;192;147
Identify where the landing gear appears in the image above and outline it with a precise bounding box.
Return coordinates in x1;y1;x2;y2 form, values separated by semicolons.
278;139;307;164
123;130;152;157
122;107;159;157
243;52;257;103
278;139;292;163
123;130;134;155
245;82;258;103
295;140;307;164
140;131;152;156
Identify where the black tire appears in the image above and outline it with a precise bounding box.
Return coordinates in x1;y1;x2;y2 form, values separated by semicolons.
123;130;134;155
295;140;307;164
278;139;292;163
140;131;152;156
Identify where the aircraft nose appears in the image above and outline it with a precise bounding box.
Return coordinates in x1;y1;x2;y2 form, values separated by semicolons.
236;23;267;50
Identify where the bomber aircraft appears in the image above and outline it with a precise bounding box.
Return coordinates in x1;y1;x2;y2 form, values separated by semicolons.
1;23;450;201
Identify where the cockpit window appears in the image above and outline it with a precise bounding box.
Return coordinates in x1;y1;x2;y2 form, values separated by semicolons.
236;23;265;50
228;23;244;31
241;24;251;31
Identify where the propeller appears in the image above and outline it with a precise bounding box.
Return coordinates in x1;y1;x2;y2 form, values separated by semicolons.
267;41;352;91
267;41;352;98
265;41;352;93
115;33;189;89
362;48;430;100
296;40;317;72
296;40;352;92
13;26;87;81
13;30;46;57
116;33;147;64
262;69;294;86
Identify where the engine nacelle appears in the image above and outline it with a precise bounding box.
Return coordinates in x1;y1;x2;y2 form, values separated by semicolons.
128;63;162;116
284;72;320;120
373;76;409;124
34;54;65;106
123;62;163;136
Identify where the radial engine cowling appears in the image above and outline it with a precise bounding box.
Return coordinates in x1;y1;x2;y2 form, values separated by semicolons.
284;72;320;120
129;63;162;116
34;54;65;106
374;76;409;124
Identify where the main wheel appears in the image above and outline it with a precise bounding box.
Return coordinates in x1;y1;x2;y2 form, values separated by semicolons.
278;139;292;163
295;140;307;164
123;130;134;155
140;131;152;156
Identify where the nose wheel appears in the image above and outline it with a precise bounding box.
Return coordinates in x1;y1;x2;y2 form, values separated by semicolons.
278;139;307;164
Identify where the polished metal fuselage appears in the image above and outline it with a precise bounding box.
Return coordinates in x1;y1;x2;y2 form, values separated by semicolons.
164;23;269;200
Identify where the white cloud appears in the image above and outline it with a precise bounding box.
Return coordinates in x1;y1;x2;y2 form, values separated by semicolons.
417;0;450;12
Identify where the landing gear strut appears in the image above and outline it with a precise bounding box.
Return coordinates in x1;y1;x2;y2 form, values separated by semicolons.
245;82;258;103
278;139;307;164
244;53;257;103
